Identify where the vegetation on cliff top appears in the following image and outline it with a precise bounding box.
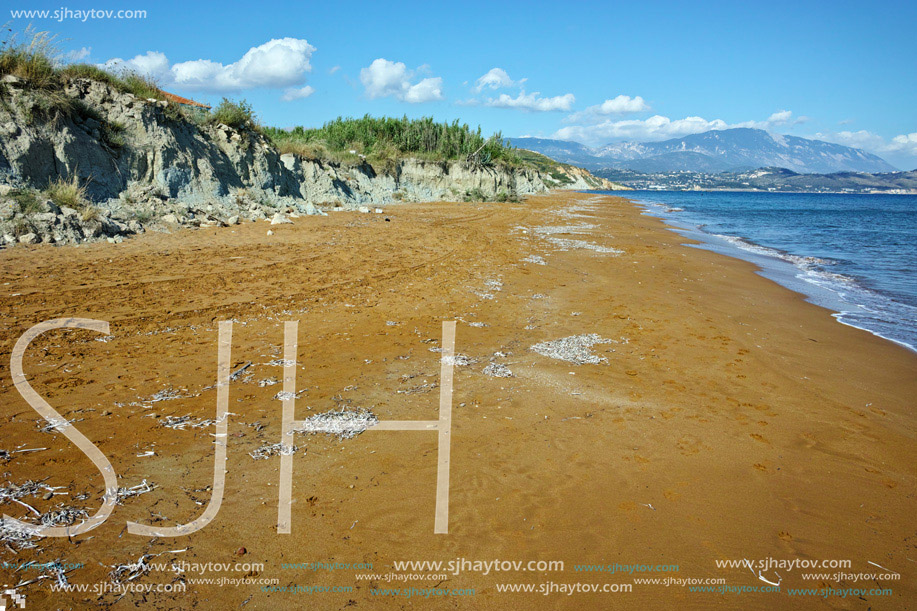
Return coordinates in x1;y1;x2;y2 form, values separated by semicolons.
2;27;607;189
263;116;521;169
1;28;522;172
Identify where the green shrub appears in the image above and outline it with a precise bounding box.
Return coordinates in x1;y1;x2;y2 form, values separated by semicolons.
264;115;521;166
102;120;126;148
495;190;520;203
208;98;257;130
9;189;42;214
463;187;487;202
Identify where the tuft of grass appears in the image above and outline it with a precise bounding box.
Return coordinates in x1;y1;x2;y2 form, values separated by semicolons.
9;188;42;214
57;63;117;85
462;187;487;202
44;175;88;210
102;120;126;148
207;98;257;130
117;72;163;100
0;26;59;91
495;190;520;203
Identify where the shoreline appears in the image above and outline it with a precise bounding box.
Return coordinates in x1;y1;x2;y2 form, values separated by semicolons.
624;190;917;353
0;192;914;609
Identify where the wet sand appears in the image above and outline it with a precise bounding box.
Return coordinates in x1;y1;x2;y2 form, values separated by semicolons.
0;192;914;609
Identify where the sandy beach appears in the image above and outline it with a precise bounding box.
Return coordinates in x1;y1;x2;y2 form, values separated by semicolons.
0;192;913;609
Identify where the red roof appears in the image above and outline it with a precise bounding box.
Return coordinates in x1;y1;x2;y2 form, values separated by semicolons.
159;90;211;109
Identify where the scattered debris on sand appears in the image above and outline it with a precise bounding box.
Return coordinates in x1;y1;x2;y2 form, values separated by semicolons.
293;408;378;440
116;480;156;504
161;416;217;430
474;278;503;299
533;223;622;255
40;506;88;527
531;334;614;365
249;443;299;460
483;362;514;378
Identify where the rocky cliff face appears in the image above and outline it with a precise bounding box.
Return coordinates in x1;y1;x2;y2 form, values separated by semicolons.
0;77;613;246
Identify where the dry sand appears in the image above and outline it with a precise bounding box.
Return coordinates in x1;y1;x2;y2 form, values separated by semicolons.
0;192;913;609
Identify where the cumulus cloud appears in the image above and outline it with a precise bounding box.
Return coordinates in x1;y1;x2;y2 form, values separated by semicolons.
555;109;818;145
554;114;727;143
733;110;808;130
485;90;575;112
473;67;522;93
281;85;315;101
359;58;443;103
103;38;316;94
564;94;650;123
65;46;91;62
599;95;650;114
816;130;917;158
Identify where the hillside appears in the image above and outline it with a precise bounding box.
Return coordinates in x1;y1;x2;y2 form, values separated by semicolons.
0;50;615;246
510;128;897;174
512;148;627;190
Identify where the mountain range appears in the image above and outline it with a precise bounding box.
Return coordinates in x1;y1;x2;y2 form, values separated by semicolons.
509;128;898;174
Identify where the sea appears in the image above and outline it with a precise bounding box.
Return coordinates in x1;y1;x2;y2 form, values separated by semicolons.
593;190;917;352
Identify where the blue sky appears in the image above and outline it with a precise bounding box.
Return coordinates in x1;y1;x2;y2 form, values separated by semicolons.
10;0;917;168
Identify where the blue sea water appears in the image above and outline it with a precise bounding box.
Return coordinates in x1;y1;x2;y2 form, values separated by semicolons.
595;190;917;351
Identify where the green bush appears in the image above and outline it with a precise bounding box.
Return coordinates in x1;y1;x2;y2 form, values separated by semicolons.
9;189;42;214
102;120;126;148
264;115;521;167
462;187;487;202
208;98;257;130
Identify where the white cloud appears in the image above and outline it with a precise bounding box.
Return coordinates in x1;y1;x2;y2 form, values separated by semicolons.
816;130;917;158
103;38;316;94
766;109;793;124
555;109;821;146
104;50;170;81
359;58;443;103
281;85;315;101
65;47;91;62
485;90;575;112
554;114;727;144
891;132;917;155
564;95;650;123
473;68;522;93
403;77;443;103
599;95;650;114
733;110;809;130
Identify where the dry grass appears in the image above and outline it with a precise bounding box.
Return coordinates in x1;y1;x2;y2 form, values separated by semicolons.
44;175;88;210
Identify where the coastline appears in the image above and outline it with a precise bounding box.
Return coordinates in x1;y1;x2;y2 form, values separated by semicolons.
629;190;917;353
0;192;914;608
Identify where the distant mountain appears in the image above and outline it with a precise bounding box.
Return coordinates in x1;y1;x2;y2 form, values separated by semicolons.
591;167;917;194
509;128;897;174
